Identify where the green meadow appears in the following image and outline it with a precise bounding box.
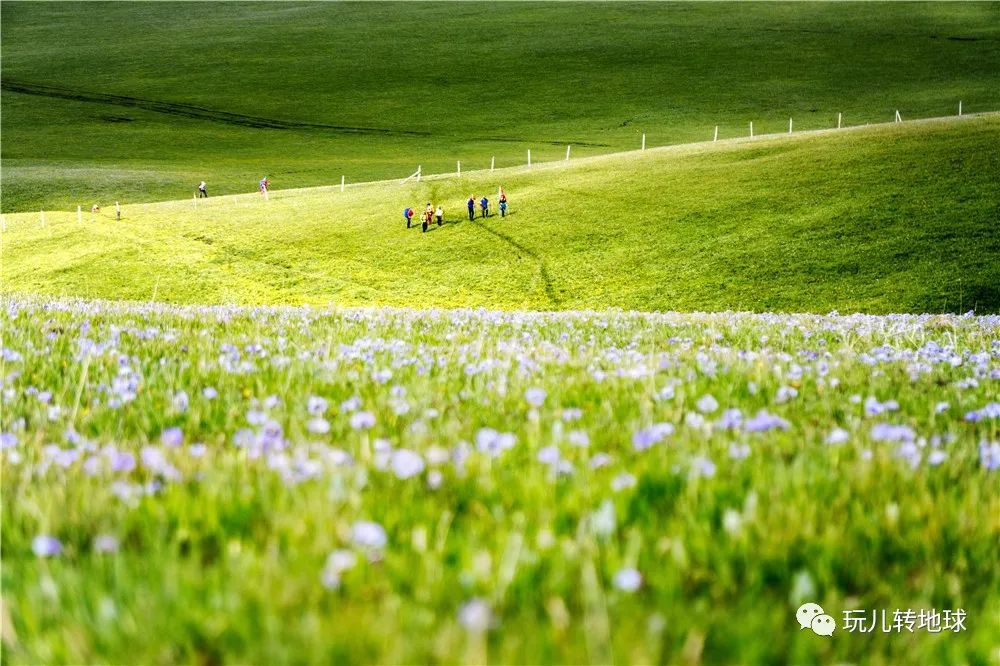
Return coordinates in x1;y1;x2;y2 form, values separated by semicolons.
5;115;1000;313
3;3;1000;664
2;300;998;664
3;2;999;212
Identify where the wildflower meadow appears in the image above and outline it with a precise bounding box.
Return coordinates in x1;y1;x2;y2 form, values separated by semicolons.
3;298;997;663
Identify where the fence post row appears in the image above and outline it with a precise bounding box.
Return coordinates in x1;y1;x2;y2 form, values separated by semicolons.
186;104;980;196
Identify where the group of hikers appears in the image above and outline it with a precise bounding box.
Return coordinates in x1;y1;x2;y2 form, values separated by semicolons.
404;202;445;232
405;188;509;232
193;177;510;234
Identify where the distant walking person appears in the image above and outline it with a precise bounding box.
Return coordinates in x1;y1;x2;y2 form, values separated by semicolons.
435;205;444;225
499;198;508;218
467;195;475;221
259;177;270;196
404;207;415;228
198;181;208;198
480;195;489;218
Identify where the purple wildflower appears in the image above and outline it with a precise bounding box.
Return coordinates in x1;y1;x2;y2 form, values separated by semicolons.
107;450;136;473
743;411;789;433
632;423;673;451
525;387;547;407
690;455;717;479
980;440;1000;471
351;521;387;549
32;535;62;557
537;445;560;465
307;417;330;435
590;453;612;469
728;443;751;460
716;408;743;430
458;598;493;633
350;411;376;430
390;449;425;479
928;450;948;466
696;394;719;414
172;391;189;413
826;428;850;445
307;396;328;415
611;472;636;491
613;568;642;592
871;423;916;442
93;535;120;553
965;402;1000;422
161;427;183;448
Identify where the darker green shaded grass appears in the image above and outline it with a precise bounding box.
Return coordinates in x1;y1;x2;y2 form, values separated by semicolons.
2;2;999;211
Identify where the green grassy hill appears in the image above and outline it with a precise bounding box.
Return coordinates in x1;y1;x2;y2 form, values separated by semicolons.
5;115;999;313
3;2;999;212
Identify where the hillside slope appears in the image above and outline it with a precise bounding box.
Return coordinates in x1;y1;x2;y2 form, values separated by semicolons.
4;116;999;313
2;2;999;211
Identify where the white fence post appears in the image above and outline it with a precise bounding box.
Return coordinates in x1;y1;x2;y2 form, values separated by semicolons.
491;156;495;173
527;149;531;167
341;175;345;192
565;145;571;161
641;133;646;151
958;100;962;116
77;205;82;223
749;121;754;137
788;118;793;134
895;110;901;123
457;160;461;176
838;112;842;129
417;165;422;182
714;126;718;142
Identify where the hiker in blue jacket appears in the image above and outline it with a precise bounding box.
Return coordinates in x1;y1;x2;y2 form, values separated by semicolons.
467;195;475;221
404;207;414;228
479;195;489;218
